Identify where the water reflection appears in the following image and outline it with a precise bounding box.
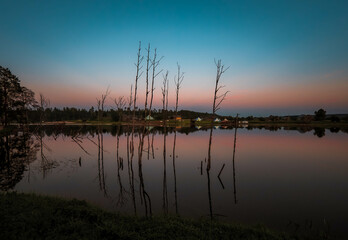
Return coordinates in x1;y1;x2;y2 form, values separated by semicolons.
0;130;38;190
232;121;238;204
1;125;348;238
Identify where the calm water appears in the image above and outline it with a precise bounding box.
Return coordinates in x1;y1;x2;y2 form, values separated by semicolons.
1;125;348;237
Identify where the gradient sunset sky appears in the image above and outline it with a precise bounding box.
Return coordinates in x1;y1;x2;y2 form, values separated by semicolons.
1;0;348;116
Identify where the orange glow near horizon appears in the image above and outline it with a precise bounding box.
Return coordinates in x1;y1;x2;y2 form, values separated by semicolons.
26;77;348;112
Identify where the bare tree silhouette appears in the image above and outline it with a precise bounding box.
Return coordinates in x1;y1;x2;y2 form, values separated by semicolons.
96;87;110;122
114;96;126;122
144;43;152;120
174;63;184;123
148;48;163;120
39;93;50;124
212;59;229;118
132;41;144;125
161;71;169;125
206;59;230;220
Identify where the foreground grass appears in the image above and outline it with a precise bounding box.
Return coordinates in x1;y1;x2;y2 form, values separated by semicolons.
0;192;302;240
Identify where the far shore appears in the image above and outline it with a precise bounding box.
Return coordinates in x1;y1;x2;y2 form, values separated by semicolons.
16;119;348;128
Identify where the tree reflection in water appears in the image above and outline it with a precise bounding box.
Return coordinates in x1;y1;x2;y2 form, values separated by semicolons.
0;130;39;190
2;125;348;238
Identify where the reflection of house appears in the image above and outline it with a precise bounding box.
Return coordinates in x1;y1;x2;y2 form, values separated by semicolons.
221;118;229;123
214;118;221;122
145;115;154;120
195;117;202;122
195;125;202;130
238;120;249;127
214;125;220;129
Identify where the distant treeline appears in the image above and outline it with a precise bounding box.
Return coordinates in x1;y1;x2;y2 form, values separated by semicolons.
22;107;347;123
24;107;227;123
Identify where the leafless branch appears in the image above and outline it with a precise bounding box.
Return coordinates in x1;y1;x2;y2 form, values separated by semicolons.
212;59;229;117
133;41;143;124
174;63;184;117
148;48;164;119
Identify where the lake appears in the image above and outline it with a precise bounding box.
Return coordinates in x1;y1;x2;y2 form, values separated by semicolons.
1;125;348;238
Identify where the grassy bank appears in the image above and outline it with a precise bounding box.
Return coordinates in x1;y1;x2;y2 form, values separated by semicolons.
0;192;307;240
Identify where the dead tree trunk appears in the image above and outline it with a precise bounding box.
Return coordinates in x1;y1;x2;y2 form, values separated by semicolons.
212;59;229;123
96;99;101;122
174;63;184;125
144;43;151;120
127;84;133;121
148;48;163;120
114;96;126;123
97;87;110;122
39;93;50;125
161;71;169;126
132;41;144;125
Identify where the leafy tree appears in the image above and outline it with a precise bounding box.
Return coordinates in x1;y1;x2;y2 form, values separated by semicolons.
0;66;37;126
314;108;326;121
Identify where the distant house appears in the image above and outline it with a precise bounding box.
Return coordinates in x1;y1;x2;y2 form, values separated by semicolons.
214;118;221;122
221;118;229;123
145;115;154;120
195;117;202;122
174;115;182;121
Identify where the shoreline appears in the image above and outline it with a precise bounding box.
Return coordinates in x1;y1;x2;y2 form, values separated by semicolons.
0;192;328;240
21;120;348;128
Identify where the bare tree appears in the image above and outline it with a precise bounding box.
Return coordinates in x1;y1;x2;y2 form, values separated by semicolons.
126;84;133;119
174;63;184;123
144;43;152;120
205;59;230;220
161;71;169;125
148;48;163;120
114;96;126;122
96;99;101;122
39;93;50;124
171;63;184;214
96;86;110;122
132;41;144;124
212;59;230;118
101;86;111;116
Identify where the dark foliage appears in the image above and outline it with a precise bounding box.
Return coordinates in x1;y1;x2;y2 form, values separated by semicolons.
314;109;326;121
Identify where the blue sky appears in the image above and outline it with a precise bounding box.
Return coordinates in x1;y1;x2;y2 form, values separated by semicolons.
1;0;347;116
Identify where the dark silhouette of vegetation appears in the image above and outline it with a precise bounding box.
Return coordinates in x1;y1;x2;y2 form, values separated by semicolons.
1;192;307;240
314;108;326;121
313;127;325;138
330;115;340;122
0;66;38;126
0;131;39;190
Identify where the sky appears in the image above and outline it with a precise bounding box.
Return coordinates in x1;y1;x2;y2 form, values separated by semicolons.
1;0;348;116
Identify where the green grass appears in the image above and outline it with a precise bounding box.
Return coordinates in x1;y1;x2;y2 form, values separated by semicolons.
0;192;303;240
